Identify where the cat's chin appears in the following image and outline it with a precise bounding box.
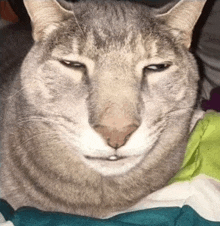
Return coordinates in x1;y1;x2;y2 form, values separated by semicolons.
82;154;143;176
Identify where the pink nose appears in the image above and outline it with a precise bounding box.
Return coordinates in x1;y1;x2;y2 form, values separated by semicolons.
94;124;138;149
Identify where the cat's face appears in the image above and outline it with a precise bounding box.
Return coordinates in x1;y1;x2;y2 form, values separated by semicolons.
0;0;207;217
20;0;202;176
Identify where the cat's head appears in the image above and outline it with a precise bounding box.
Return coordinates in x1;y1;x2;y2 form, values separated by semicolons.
21;0;206;176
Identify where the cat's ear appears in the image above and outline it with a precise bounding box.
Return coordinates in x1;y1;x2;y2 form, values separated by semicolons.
154;0;207;48
24;0;73;42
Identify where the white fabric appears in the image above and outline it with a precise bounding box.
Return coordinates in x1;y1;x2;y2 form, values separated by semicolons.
0;214;6;224
0;222;14;226
0;214;14;226
111;174;220;222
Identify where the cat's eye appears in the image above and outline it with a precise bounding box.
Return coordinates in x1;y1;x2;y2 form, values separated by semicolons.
144;63;171;72
60;60;86;70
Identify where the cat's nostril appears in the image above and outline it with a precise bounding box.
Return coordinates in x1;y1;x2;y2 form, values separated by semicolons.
94;124;139;149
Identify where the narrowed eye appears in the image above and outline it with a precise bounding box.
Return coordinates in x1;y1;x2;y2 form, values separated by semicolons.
144;63;171;72
60;60;86;70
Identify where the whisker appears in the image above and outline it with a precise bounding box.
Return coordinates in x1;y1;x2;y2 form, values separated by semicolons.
166;106;194;116
72;8;85;37
16;118;58;125
18;129;80;149
16;115;78;136
6;78;44;100
6;86;27;100
19;131;58;147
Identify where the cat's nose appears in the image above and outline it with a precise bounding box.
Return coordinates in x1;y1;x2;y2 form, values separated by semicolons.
94;124;139;149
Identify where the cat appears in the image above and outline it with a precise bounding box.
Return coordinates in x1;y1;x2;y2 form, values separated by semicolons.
0;0;206;218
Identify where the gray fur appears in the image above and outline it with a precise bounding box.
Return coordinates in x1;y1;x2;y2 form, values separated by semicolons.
0;0;205;218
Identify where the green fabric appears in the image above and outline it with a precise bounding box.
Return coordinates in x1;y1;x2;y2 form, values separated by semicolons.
169;111;220;184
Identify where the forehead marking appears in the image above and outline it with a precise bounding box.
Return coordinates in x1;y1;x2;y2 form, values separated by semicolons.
96;28;108;41
72;37;79;55
83;30;96;53
150;41;158;57
134;34;146;57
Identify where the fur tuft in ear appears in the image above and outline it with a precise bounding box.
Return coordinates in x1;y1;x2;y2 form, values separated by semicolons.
155;0;207;48
24;0;73;42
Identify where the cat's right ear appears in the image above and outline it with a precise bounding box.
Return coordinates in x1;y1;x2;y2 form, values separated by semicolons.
24;0;73;42
154;0;207;49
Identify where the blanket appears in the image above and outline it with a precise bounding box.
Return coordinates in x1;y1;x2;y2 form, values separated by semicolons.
1;111;220;226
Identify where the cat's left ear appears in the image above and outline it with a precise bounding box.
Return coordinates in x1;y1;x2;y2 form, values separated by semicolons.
24;0;73;42
154;0;207;48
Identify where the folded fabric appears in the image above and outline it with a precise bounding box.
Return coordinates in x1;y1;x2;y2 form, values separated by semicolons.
1;112;220;226
0;202;220;226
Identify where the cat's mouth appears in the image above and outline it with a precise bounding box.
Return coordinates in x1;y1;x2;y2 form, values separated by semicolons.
85;155;126;161
83;154;143;176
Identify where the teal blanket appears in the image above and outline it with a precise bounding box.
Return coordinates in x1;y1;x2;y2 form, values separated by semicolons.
0;201;219;226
